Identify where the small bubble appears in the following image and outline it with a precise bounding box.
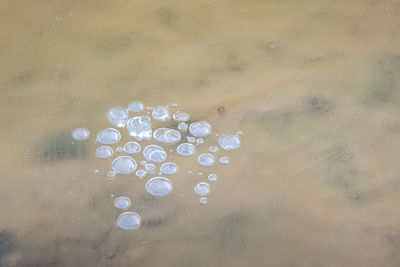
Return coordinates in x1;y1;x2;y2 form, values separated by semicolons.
236;130;243;135
196;138;204;145
208;173;218;182
140;160;147;166
177;143;196;156
112;156;137;174
135;169;146;179
116;147;123;152
114;196;132;210
194;182;210;196
96;146;113;159
143;145;167;162
146;177;173;196
200;198;208;204
107;106;128;128
171;103;178;107
209;145;219;153
107;171;116;180
72;128;90;140
198;172;203;176
94;169;99;173
126;116;152;141
198;153;215;166
97;128;121;145
160;162;178;175
153;128;181;144
128;101;144;112
117;212;141;230
187;136;196;143
123;142;141;154
172;111;190;122
219;156;230;164
145;163;156;174
219;135;240;150
189;121;212;137
152;105;170;121
178;122;188;132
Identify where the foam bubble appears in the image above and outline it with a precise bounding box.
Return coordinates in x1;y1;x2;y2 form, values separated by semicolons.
114;196;131;210
172;111;190;122
160;162;178;175
143;145;167;163
176;143;196;156
152;105;170;121
208;173;218;182
178;122;188;132
123;142;141;154
219;156;230;164
194;182;210;196
126;116;152;141
128;101;144;112
153;128;181;144
219;135;240;150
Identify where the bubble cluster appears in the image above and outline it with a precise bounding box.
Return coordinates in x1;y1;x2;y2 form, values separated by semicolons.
75;100;243;230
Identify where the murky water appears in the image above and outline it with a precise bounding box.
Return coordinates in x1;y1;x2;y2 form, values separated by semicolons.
1;0;400;266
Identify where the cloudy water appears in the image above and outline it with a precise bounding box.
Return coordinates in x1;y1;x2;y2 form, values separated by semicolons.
1;0;400;266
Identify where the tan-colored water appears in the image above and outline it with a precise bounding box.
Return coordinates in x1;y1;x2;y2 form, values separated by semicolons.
1;0;400;266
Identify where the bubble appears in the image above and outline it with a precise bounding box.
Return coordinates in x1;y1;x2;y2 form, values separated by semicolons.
189;121;212;137
143;145;167;162
135;169;146;179
200;198;208;204
196;138;204;145
145;163;156;174
107;106;128;128
116;147;123;152
208;173;218;182
146;106;154;110
160;162;178;175
107;171;116;180
140;160;147;166
197;153;215;166
178;122;188;132
94;169;99;173
172;111;190;122
176;143;196;156
153;128;181;144
117;212;141;230
152;105;170;121
97;128;121;145
236;130;243;135
123;142;141;154
219;156;230;164
219;135;240;150
126;116;152;141
128;101;144;112
111;156;137;174
194;182;210;196
96;146;113;159
209;145;219;153
72;128;90;140
187;136;196;143
146;177;173;196
171;103;178;107
114;196;131;210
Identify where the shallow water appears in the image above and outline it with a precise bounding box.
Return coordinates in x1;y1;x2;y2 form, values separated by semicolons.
1;0;400;266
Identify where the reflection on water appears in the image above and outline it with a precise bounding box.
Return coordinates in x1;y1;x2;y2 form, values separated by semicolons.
1;0;400;266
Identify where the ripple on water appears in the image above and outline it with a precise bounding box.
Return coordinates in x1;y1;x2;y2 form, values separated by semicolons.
72;128;90;140
117;212;141;230
97;128;121;145
112;156;137;174
146;177;173;196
